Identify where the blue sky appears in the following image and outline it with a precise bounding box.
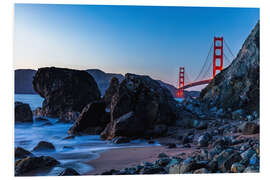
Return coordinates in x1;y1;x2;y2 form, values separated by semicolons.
14;4;259;89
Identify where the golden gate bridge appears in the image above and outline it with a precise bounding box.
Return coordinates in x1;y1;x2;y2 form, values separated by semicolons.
176;37;235;98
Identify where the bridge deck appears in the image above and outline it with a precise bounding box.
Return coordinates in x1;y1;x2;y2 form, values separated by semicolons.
182;79;212;89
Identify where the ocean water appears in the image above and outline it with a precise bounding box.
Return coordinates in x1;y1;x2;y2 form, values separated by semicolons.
15;94;160;176
174;98;184;103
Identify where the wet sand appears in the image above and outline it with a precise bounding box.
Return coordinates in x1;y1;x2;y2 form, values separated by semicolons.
83;132;259;175
84;137;200;175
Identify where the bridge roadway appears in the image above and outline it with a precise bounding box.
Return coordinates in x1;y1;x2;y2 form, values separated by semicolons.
181;79;212;89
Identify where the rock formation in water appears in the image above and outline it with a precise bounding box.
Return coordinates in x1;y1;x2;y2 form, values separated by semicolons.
32;67;101;121
15;102;33;123
100;73;179;140
200;21;259;116
68;100;110;135
15;156;60;176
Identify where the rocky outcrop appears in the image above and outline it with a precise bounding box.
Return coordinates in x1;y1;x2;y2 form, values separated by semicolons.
32;67;101;121
32;141;55;152
15;147;33;159
58;168;80;176
200;22;259;116
15;156;60;176
238;121;259;135
103;77;119;108
68;101;109;135
15;102;33;123
101;73;178;140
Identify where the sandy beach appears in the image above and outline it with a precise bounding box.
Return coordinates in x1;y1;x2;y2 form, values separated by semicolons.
84;137;201;175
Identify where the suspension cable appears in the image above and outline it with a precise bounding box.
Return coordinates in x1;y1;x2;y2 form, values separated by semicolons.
223;53;232;66
224;40;235;58
193;41;214;82
201;56;213;80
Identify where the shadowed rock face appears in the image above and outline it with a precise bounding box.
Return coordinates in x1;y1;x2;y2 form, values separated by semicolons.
101;73;179;140
103;77;119;108
68;100;109;135
15;156;60;176
33;67;101;119
15;102;33;123
200;22;259;114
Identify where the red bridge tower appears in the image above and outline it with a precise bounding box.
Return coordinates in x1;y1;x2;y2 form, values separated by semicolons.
213;37;224;78
176;67;185;98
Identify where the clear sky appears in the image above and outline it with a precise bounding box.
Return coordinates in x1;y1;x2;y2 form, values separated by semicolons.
14;4;259;90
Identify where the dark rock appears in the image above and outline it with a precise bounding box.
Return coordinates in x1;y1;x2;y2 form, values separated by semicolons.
68;101;109;135
15;147;33;159
200;22;259;114
153;124;168;136
156;158;171;167
158;152;169;158
141;166;164;174
212;149;242;172
232;109;245;120
243;166;259;173
32;67;101;120
15;156;60;176
58;168;80;176
213;136;232;149
101;73;178;140
200;149;208;160
241;149;256;161
15;102;33;123
101;169;120;175
193;120;208;130
169;157;206;174
197;133;211;147
182;135;192;144
35;117;49;122
166;158;182;169
58;111;80;123
32;141;55;152
231;162;245;173
112;136;130;144
148;140;155;144
183;143;191;148
166;143;177;149
193;168;209;174
239;122;259;135
103;77;119;108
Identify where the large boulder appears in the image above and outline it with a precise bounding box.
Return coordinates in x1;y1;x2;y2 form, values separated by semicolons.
58;168;80;176
32;67;101;121
15;102;33;123
15;156;60;176
32;141;55;152
15;147;33;159
200;22;259;114
68;100;109;135
100;73;178;140
238;122;259;135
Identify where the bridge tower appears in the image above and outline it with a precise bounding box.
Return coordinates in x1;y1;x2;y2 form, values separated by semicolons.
176;67;185;98
213;37;224;78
